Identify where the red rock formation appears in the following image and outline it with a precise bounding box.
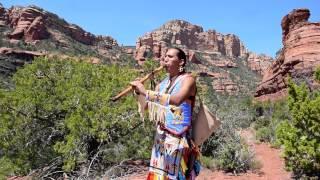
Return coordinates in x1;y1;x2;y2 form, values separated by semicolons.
255;9;320;101
187;51;201;64
25;16;49;42
4;5;118;48
134;19;273;77
247;53;273;75
135;45;148;63
95;35;118;49
198;70;238;94
125;48;134;55
135;20;249;63
213;60;237;68
0;47;44;60
7;6;49;40
213;79;239;94
153;43;161;59
224;34;242;57
67;24;98;45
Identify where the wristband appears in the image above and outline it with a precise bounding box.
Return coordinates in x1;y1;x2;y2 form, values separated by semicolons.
146;90;170;106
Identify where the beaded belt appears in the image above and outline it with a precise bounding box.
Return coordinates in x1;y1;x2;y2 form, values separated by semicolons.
158;123;187;138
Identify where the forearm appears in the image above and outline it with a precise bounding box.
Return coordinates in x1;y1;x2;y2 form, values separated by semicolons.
146;90;187;106
146;90;170;106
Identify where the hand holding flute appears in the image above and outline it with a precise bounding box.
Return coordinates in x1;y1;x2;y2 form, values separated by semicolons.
111;66;164;101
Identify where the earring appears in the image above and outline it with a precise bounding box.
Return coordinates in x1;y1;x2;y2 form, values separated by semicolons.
179;66;184;73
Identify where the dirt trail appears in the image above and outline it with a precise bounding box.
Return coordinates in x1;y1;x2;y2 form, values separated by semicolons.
122;129;292;180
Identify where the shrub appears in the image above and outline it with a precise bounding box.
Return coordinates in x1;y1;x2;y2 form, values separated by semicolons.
255;127;272;142
252;100;289;144
200;156;217;170
201;118;257;174
276;71;320;178
216;140;253;173
198;77;258;173
0;57;153;178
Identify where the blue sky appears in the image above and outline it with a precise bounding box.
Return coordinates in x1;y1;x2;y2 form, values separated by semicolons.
2;0;320;57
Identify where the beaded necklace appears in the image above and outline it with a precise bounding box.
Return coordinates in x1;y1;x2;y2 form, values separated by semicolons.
164;74;180;93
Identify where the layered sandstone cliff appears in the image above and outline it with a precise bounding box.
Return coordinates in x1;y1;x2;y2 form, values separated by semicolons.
134;20;272;75
255;9;320;101
247;53;274;75
134;20;248;61
0;5;118;48
133;20;272;94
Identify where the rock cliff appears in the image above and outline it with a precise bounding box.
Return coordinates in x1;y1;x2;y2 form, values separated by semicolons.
255;9;320;101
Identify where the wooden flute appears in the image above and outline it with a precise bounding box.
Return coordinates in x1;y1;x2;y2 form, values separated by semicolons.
111;66;164;101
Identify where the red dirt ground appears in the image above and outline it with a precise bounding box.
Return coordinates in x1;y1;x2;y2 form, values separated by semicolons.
124;129;292;180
